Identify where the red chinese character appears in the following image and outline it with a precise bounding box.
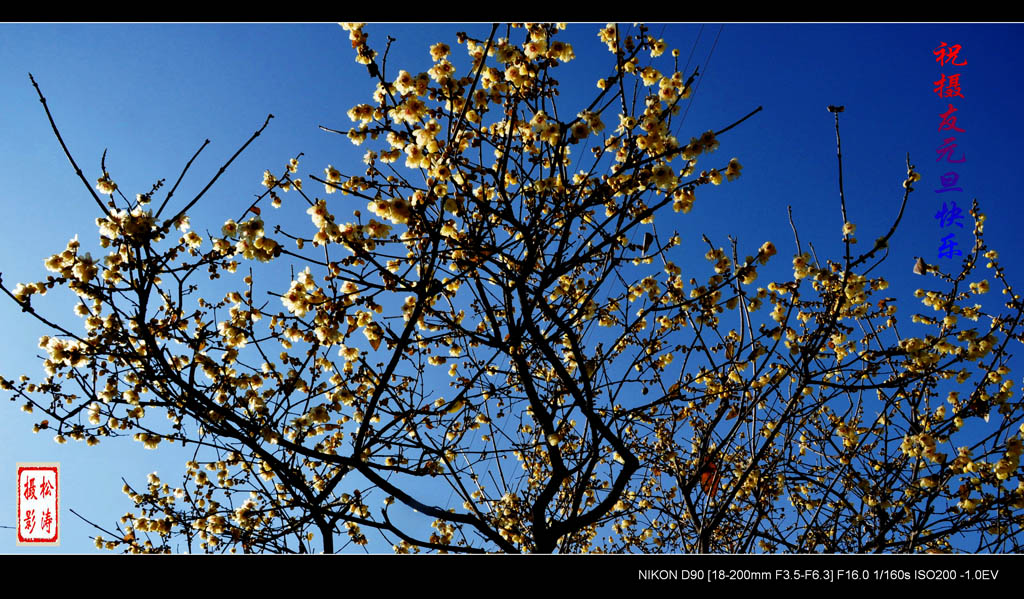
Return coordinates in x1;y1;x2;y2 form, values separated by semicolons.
23;477;38;500
23;509;36;534
938;104;966;133
934;73;964;99
41;509;54;534
39;478;54;498
936;137;966;163
934;42;967;67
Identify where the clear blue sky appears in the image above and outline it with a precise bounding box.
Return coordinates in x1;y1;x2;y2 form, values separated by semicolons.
1;22;1022;553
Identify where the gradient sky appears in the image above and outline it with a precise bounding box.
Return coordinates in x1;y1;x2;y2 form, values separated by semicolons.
1;22;1022;553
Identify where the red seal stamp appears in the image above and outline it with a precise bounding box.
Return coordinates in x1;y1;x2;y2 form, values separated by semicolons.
16;463;60;546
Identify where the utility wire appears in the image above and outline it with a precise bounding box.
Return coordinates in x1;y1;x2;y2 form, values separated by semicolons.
676;24;724;135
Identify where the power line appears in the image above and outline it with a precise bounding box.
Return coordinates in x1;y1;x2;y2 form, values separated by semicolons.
677;24;724;135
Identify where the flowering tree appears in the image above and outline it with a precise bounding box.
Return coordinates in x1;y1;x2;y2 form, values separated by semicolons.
3;23;1023;554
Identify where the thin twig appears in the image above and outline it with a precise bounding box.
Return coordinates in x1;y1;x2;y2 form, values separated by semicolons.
832;110;848;225
70;507;124;543
715;105;763;137
167;113;274;226
847;152;915;274
443;24;498;154
156;139;211;220
318;124;347;136
808;241;821;269
0;276;83;339
787;205;802;256
832;108;852;269
28;73;110;218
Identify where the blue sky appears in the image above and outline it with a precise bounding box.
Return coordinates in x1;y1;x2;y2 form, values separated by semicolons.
1;22;1022;553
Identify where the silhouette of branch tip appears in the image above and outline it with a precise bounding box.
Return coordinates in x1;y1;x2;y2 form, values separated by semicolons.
716;105;762;136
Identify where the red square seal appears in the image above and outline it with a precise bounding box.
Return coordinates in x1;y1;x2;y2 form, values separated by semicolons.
16;463;60;546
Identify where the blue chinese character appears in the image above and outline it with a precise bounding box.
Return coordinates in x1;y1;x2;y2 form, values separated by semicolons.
938;233;963;259
935;200;965;228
